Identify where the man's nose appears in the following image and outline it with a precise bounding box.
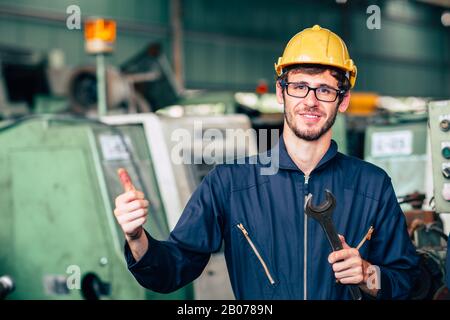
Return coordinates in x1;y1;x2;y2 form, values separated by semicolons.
303;88;319;107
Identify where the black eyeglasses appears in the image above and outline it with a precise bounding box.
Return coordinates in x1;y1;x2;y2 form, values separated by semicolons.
281;80;346;102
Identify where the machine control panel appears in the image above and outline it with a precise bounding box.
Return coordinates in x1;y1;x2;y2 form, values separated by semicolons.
428;100;450;213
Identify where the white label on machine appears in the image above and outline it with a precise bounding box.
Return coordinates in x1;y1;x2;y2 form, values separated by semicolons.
371;131;413;157
438;114;450;122
99;134;131;161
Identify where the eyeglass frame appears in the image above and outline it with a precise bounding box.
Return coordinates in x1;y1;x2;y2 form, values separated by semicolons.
279;79;347;102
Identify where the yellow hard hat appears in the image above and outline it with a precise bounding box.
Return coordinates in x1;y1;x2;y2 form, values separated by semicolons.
275;25;357;88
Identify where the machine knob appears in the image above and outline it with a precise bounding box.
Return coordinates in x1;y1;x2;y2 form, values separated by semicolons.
443;168;450;179
440;120;450;132
442;146;450;159
0;275;15;300
81;273;110;300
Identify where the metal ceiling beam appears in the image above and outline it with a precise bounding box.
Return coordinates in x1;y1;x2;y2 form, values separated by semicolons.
416;0;450;9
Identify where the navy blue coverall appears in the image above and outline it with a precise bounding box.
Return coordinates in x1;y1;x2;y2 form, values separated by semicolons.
125;137;420;299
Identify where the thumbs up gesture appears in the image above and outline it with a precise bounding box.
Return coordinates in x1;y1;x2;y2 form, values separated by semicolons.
114;168;149;241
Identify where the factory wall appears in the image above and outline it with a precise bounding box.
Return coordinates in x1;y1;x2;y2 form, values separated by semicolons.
0;0;448;97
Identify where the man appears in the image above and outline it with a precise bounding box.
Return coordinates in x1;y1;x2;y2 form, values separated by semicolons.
113;25;420;299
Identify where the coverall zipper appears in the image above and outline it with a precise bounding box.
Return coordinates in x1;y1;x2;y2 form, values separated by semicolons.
304;174;310;300
237;223;276;285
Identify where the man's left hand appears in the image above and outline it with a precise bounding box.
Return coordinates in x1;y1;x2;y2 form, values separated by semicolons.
328;235;379;296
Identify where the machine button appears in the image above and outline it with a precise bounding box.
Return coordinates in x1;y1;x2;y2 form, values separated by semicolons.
442;146;450;159
443;168;450;179
440;120;450;132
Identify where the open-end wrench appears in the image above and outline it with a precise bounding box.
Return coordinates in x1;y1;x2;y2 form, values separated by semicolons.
305;189;362;300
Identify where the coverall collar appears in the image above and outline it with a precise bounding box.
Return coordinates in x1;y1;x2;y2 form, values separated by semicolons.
277;135;338;173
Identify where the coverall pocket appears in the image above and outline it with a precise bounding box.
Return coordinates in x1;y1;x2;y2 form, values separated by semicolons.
236;223;277;287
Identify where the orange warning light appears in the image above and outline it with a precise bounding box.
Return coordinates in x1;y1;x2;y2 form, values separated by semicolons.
84;18;116;54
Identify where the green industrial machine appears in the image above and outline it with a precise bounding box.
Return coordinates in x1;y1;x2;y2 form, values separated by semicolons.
422;100;450;299
364;116;428;199
428;100;450;214
364;108;450;299
0;115;193;300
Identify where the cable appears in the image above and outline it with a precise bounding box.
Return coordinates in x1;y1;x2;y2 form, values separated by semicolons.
425;225;449;242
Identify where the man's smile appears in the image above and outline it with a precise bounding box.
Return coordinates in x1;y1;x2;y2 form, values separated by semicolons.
296;111;324;123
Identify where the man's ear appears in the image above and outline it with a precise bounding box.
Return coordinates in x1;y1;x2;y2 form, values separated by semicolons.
276;80;284;104
338;91;351;113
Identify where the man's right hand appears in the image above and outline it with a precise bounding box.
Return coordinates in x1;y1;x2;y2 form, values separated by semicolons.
114;190;149;242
